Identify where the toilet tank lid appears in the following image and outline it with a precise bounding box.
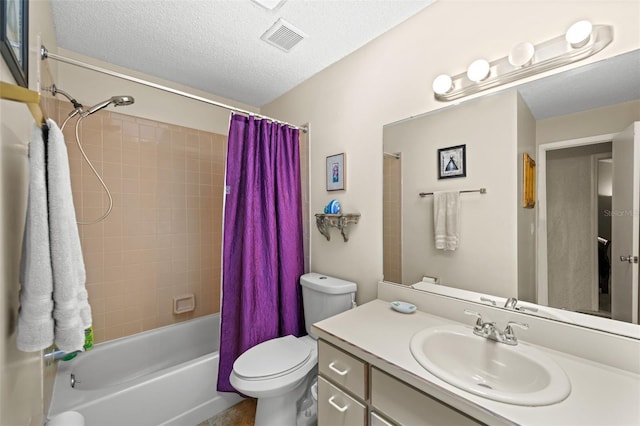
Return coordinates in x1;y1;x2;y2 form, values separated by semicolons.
300;272;357;295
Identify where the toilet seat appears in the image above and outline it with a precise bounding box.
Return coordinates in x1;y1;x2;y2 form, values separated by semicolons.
233;335;311;381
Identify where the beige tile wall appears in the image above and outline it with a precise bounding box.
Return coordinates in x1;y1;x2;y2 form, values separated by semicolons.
383;154;402;283
47;97;310;344
49;98;225;343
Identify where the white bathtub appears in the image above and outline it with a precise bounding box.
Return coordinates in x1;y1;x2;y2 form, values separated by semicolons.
48;314;243;426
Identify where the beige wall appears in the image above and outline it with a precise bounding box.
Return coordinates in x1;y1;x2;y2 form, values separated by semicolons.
383;91;519;297
0;68;44;426
537;99;640;144
517;94;537;303
1;1;59;424
300;129;311;272
262;1;640;304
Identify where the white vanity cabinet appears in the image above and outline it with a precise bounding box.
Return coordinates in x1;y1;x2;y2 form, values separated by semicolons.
370;367;482;426
317;340;368;425
317;339;484;426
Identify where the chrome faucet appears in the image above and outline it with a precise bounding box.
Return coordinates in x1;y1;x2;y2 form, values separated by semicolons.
464;310;529;346
504;297;518;309
503;297;539;313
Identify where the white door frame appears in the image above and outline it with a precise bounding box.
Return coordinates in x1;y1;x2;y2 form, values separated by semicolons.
537;133;616;306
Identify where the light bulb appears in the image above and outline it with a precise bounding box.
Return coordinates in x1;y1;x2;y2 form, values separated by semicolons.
432;74;453;95
508;42;535;67
467;59;491;82
566;20;593;48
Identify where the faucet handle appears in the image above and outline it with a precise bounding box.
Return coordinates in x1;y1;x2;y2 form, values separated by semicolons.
464;309;485;327
480;296;497;306
504;320;529;337
464;309;481;318
506;321;529;330
516;305;539;313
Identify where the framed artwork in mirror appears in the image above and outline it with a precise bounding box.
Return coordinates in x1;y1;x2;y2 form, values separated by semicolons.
326;153;346;191
523;153;536;208
438;144;466;179
1;0;28;87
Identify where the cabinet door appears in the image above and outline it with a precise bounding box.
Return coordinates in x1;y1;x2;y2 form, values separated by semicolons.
318;340;367;400
371;368;483;426
318;376;366;426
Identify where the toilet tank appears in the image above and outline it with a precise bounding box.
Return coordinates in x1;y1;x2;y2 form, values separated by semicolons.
300;272;357;339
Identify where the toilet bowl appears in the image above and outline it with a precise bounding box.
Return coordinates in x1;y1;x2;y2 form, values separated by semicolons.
230;335;317;425
229;273;357;426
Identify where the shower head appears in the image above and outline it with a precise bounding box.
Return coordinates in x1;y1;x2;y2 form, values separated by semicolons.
82;95;135;117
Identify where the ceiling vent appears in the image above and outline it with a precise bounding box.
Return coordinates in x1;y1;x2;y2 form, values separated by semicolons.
251;0;286;10
260;18;307;52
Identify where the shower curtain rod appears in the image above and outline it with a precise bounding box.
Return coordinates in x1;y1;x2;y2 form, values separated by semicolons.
40;46;307;133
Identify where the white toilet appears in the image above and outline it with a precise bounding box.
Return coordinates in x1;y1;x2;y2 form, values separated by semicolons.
230;272;356;426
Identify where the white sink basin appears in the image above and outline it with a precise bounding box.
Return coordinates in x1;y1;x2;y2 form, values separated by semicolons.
410;325;571;406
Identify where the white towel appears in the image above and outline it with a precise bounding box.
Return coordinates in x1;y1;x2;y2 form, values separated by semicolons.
17;120;92;353
17;125;55;352
433;191;460;251
47;119;92;352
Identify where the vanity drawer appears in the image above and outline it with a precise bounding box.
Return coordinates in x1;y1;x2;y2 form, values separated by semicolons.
318;340;367;400
371;368;483;426
318;376;366;426
370;411;394;426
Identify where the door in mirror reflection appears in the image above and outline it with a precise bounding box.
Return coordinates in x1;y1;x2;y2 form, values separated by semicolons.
545;142;612;316
543;122;639;324
611;122;640;323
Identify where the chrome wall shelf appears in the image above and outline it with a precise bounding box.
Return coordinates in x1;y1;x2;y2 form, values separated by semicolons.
315;213;361;242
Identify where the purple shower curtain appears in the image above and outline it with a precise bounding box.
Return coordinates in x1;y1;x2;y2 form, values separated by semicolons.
217;114;305;393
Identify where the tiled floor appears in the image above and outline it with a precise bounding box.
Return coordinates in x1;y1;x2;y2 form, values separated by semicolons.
197;399;257;426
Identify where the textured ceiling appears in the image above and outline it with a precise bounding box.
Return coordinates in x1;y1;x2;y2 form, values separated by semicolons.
50;0;433;107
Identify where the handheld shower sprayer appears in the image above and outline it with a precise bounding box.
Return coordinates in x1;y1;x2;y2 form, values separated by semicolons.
43;85;135;225
81;95;135;117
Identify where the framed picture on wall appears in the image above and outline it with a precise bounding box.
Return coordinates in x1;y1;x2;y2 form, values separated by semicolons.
523;153;536;208
0;0;29;87
438;144;466;179
326;153;346;191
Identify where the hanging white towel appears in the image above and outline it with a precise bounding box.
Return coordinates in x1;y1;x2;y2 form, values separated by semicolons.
46;119;92;352
17;125;55;352
433;191;460;251
17;120;92;353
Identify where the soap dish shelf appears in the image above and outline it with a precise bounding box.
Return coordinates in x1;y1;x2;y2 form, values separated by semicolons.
315;213;361;242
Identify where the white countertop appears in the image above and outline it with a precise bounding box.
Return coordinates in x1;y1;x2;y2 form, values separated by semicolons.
312;299;640;426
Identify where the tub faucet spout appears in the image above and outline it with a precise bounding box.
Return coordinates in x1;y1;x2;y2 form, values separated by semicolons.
44;350;68;363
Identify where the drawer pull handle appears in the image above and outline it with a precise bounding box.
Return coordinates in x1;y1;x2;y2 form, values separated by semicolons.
328;361;349;376
328;395;349;413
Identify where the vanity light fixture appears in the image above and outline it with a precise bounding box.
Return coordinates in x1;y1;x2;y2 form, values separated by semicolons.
433;21;613;102
508;42;535;68
565;20;593;48
466;59;491;82
432;74;453;95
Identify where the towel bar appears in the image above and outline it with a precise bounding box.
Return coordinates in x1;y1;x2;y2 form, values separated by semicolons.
419;188;487;197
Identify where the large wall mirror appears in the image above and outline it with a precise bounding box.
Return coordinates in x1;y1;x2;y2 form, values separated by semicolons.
382;49;640;338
